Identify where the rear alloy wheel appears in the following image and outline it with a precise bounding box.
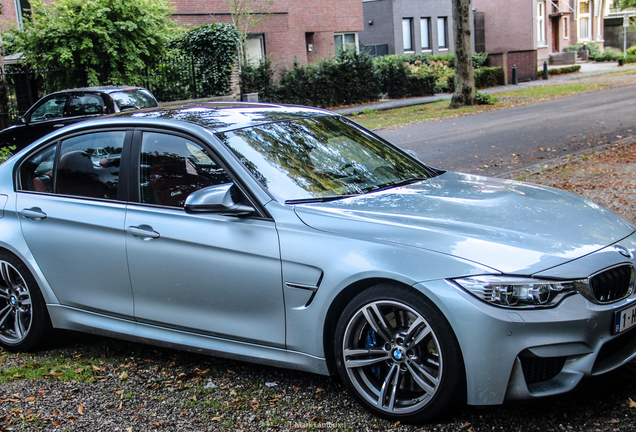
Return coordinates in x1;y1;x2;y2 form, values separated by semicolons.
334;284;463;423
0;255;50;351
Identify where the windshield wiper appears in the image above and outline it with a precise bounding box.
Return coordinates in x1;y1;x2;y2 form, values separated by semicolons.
364;177;426;193
285;194;361;205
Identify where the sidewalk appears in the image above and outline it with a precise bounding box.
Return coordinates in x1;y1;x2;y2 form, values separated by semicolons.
332;62;636;116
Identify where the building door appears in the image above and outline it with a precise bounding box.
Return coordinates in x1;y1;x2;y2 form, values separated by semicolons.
552;17;560;52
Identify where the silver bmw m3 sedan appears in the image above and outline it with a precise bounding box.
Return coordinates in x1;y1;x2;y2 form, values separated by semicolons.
1;103;635;423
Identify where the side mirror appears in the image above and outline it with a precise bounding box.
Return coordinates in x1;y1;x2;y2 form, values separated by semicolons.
19;116;26;125
184;183;255;216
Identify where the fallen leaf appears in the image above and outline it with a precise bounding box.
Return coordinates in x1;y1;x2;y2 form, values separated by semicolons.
629;398;636;408
78;404;85;415
211;416;222;421
460;423;471;429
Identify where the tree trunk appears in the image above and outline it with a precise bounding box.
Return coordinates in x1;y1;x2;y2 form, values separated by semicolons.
449;0;475;109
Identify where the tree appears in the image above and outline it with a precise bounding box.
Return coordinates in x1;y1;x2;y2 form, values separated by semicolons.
448;0;475;108
11;0;179;89
225;0;274;65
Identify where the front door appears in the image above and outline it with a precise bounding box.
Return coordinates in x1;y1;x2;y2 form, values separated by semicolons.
125;131;285;347
552;17;560;53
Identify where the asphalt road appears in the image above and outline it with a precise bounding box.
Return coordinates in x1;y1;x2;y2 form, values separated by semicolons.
376;84;636;177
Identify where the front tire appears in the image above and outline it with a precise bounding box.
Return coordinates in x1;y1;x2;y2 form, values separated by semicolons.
334;283;464;423
0;253;51;351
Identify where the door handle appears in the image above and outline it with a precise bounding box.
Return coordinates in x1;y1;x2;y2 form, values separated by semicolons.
126;224;160;241
20;207;47;221
53;124;65;128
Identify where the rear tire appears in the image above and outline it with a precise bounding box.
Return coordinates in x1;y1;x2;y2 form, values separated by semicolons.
334;283;464;423
0;252;51;352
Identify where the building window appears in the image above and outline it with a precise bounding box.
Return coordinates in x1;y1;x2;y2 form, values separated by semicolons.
537;1;546;45
334;33;359;53
421;17;431;50
402;18;413;51
245;34;265;66
564;16;569;39
14;0;31;27
437;17;448;49
579;1;591;39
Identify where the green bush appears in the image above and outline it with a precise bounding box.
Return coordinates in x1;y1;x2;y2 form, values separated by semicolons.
475;91;498;105
445;66;503;93
593;53;621;62
618;55;636;65
563;42;601;58
474;67;504;88
537;65;581;77
239;57;276;101
245;49;380;107
472;52;489;68
626;45;636;56
373;55;437;98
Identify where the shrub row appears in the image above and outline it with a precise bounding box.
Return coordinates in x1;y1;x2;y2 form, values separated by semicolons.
618;56;636;66
445;67;505;93
537;65;581;78
241;51;502;108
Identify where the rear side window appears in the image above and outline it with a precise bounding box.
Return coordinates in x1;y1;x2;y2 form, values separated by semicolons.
67;94;105;116
111;89;158;111
19;131;126;200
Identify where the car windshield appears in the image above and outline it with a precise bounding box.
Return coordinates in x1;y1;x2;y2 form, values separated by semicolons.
217;116;437;203
111;89;158;111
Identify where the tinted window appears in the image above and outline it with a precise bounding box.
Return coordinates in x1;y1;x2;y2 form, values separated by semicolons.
30;96;66;122
20;146;56;193
140;132;230;207
67;94;105;116
111;89;158;111
56;131;125;199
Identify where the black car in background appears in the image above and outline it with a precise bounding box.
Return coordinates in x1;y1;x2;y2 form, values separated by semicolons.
0;86;158;153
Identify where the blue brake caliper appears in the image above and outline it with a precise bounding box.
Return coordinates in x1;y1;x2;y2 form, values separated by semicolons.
365;328;381;380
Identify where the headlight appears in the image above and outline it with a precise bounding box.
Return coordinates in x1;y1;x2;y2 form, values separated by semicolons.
453;275;579;308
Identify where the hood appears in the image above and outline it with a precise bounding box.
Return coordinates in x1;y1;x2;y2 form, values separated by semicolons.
293;172;635;275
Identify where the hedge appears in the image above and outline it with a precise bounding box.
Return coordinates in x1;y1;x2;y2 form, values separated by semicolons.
618;56;636;66
537;65;581;78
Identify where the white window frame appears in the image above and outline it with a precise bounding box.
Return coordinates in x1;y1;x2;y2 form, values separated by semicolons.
421;17;431;50
334;32;360;53
579;1;591;40
245;34;265;66
537;1;546;46
402;18;414;52
437;17;448;49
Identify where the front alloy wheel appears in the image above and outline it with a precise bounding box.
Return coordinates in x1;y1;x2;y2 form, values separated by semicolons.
335;284;464;423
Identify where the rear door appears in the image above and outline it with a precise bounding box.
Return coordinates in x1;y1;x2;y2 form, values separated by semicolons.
16;129;134;317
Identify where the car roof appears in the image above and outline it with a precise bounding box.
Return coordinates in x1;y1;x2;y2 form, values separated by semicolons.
110;102;335;133
47;86;150;96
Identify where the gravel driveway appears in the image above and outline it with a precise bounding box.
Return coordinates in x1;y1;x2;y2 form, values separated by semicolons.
4;97;636;432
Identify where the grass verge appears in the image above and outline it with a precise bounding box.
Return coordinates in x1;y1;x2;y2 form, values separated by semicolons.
349;77;634;130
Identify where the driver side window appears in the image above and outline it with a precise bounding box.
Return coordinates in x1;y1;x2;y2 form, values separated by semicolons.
140;132;231;208
30;96;67;123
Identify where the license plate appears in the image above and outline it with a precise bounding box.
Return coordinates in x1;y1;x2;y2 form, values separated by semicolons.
614;303;636;335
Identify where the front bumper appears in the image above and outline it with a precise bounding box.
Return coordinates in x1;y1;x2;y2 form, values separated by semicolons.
415;278;636;406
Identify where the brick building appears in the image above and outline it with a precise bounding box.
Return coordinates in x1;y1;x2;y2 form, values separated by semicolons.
359;0;460;56
172;0;364;70
1;0;364;71
472;0;606;79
